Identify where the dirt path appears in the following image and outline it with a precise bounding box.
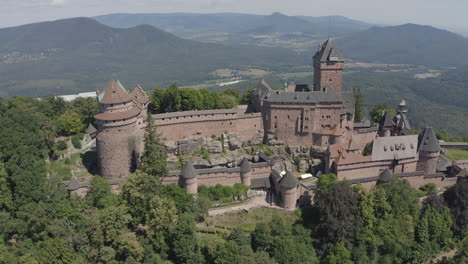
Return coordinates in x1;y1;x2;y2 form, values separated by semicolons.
425;248;457;264
208;195;284;216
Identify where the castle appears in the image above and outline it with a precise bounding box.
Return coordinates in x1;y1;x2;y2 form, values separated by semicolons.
75;39;459;209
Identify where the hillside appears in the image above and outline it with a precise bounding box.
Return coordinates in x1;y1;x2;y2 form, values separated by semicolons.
94;12;373;49
0;17;308;97
336;24;468;67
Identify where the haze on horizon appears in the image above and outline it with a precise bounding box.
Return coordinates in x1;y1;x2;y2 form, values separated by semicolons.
1;0;468;35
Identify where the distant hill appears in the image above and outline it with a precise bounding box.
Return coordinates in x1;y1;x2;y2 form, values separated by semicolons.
94;12;373;49
0;17;309;97
336;24;468;67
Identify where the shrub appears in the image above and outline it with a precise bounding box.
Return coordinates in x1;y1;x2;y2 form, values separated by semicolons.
293;156;302;166
56;140;68;151
71;133;84;149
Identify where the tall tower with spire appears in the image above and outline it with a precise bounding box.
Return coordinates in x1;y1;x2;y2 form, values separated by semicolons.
313;39;344;94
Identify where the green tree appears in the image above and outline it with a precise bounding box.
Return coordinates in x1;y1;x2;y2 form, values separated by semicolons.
87;176;119;209
151;87;166;113
180;88;203;111
0;163;13;211
353;88;365;122
316;181;363;248
140;115;168;178
217;94;238;109
168;213;204;264
70;97;98;126
120;170;162;225
164;84;182;112
316;173;338;198
99;205;132;246
38;238;75;264
369;103;397;123
240;89;253;105
444;177;468;234
199;89;219;110
115;232;144;262
323;242;353;264
57;111;84;135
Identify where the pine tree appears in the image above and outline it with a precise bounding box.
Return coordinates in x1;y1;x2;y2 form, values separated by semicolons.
140;115;168;178
353;88;365;122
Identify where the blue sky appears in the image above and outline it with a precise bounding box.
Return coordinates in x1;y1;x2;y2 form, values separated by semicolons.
1;0;467;35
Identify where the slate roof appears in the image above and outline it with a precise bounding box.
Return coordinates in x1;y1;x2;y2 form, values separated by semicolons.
181;161;198;179
239;158;252;173
437;156;450;172
279;171;300;189
99;80;132;104
313;39;344;62
380;111;394;129
418;127;441;153
85;123;97;134
378;169;394;183
371;135;418;161
263;90;343;104
253;79;272;99
251;177;271;189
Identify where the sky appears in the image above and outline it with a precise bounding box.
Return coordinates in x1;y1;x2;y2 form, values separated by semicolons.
1;0;467;35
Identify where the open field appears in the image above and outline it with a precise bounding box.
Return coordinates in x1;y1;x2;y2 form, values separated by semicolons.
442;149;468;161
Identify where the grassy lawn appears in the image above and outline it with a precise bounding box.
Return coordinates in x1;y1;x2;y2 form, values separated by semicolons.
206;208;299;232
441;149;468;161
49;150;97;180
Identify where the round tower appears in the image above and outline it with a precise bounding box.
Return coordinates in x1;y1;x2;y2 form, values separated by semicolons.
95;80;147;180
279;171;300;210
239;158;252;186
416;128;441;174
181;161;198;195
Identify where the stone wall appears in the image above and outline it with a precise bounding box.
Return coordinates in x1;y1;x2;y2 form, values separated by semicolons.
154;109;262;142
262;101;343;146
417;151;439;174
162;162;271;187
439;142;468;150
336;157;418;180
313;62;344;94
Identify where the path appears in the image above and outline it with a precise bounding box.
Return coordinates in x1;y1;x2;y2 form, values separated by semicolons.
208;195;284;216
425;248;457;264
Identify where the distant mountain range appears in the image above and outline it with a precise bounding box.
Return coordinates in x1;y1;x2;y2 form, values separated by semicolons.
0;17;308;97
337;24;468;67
94;12;373;49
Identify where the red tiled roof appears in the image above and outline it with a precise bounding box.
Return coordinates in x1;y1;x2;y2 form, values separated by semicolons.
99;80;132;104
130;85;149;104
95;107;140;121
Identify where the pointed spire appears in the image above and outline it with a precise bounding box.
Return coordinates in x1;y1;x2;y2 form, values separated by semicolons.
85;123;97;134
313;39;344;63
239;158;252;173
378;169;394;183
181;161;198;179
418;127;441;153
99;80;131;104
380;111;394;129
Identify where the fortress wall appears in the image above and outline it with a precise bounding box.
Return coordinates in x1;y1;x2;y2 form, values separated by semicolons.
439;142;468;150
337;158;418;180
153;110;262;141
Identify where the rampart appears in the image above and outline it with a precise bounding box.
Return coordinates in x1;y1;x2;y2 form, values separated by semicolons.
153;108;263;141
439;142;468;150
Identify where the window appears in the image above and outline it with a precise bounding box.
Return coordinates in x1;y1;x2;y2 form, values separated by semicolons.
274;124;277;128
304;126;309;129
275;116;277;119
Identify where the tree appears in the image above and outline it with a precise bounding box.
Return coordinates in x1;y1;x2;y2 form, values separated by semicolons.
369;103;397;123
316;173;338;198
146;196;177;240
57;110;84;135
38;238;76;264
240;89;253;105
151;87;166;113
99;206;132;246
140;114;168;178
323;242;353;264
168;213;204;264
120;170;162;225
353;88;365;122
164;84;182;112
70;97;98;126
444;177;468;234
87;176;119;209
0;163;13;211
217;94;238;109
180;88;203;111
316;181;363;248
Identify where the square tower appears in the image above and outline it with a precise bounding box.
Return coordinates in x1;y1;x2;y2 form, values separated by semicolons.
313;39;344;94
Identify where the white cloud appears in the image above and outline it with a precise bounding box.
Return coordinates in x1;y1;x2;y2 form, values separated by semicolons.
51;0;65;5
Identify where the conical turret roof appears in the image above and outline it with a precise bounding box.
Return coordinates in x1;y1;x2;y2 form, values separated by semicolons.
279;171;299;189
98;80;132;104
239;158;252;173
378;169;394;183
380;111;394;129
85;123;97;134
418;127;441;153
181;161;198;179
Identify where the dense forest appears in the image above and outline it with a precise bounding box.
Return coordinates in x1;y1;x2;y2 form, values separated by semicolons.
0;95;468;263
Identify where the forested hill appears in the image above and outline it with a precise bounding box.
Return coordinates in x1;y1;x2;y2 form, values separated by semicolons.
94;12;372;40
0;17;307;98
336;23;468;67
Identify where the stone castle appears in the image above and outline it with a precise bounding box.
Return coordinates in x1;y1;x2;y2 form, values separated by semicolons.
77;39;460;209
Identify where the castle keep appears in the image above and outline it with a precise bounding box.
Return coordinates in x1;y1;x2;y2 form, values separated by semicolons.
86;39;459;209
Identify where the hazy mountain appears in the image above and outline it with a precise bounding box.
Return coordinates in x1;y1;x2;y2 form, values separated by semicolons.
336;23;468;67
94;12;374;49
0;17;309;97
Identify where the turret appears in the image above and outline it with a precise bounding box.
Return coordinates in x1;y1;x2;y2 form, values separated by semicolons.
377;169;394;185
417;128;441;174
181;161;198;195
278;171;300;210
379;111;394;137
239;158;252;186
313;39;344;94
